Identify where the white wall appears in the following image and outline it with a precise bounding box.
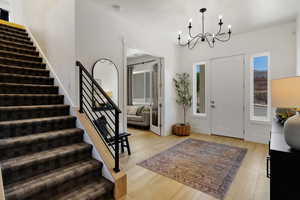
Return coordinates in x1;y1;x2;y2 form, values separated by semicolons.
13;0;76;106
76;0;180;135
178;22;297;143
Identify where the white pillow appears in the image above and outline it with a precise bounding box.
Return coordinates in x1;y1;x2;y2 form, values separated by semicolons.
127;106;138;115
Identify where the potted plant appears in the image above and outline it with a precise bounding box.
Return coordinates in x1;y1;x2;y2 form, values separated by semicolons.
173;73;192;136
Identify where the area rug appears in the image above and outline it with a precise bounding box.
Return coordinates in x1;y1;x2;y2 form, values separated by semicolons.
137;139;247;199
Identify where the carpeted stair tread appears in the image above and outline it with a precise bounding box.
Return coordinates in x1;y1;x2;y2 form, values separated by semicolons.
0;104;68;121
0;30;30;41
54;178;114;200
1;143;93;185
0;73;54;85
0;128;83;160
0;34;33;45
4;159;102;200
0;94;64;106
0;49;42;62
0;25;27;37
0;128;83;149
0;44;39;56
0;115;76;138
0;82;58;94
0;24;27;33
0;39;35;51
0;56;46;69
0;64;48;76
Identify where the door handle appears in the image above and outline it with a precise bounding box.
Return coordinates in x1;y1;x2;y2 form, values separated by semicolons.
210;100;215;104
211;105;215;108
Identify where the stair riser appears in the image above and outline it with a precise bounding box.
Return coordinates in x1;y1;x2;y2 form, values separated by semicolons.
0;35;33;46
0;65;49;77
0;85;58;95
0;95;64;106
0;58;45;69
0;45;39;56
0;132;83;161
5;163;102;200
2;146;93;185
0;75;54;85
0;31;30;41
0;26;28;37
0;106;68;122
0;39;35;51
0;116;75;139
0;51;42;62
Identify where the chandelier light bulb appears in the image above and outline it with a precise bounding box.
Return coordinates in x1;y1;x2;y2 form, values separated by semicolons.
178;31;182;35
218;15;223;20
228;24;232;29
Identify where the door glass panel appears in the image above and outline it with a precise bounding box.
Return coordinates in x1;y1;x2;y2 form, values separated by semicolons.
152;64;159;127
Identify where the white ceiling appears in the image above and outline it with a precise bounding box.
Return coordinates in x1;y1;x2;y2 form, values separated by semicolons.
99;0;299;37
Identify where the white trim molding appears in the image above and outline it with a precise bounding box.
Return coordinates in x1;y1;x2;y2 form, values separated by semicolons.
0;167;5;200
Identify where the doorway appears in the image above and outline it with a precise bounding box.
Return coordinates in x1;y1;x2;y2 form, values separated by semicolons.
210;55;245;139
0;8;9;21
126;49;163;136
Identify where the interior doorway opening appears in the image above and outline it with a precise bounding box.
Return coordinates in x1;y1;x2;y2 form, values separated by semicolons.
125;48;164;136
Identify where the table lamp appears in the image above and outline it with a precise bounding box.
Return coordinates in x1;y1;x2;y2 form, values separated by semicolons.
272;76;300;150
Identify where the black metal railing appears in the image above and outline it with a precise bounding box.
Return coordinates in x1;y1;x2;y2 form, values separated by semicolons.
76;61;122;172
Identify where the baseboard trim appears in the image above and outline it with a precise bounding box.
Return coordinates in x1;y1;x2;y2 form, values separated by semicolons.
0;167;5;200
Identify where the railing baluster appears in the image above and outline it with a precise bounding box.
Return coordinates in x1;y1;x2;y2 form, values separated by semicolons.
114;111;120;172
76;61;121;173
79;66;83;113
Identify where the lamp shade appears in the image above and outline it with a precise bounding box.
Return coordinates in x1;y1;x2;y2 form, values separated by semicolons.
271;76;300;108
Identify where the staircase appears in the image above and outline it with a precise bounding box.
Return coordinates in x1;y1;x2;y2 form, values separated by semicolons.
0;23;114;200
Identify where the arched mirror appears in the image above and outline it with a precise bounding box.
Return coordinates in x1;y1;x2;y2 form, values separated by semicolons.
92;58;119;106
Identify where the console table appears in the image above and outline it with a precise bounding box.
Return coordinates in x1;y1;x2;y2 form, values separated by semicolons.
269;121;300;199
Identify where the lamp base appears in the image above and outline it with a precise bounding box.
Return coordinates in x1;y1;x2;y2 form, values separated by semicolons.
284;112;300;150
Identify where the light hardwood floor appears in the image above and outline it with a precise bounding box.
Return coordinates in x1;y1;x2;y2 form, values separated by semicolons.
120;128;270;200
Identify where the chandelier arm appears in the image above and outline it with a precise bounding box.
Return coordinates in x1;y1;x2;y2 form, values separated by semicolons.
189;36;201;49
215;33;231;42
216;25;223;36
188;28;197;39
205;37;214;48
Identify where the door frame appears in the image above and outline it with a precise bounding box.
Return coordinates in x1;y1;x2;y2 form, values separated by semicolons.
209;54;246;138
122;38;165;136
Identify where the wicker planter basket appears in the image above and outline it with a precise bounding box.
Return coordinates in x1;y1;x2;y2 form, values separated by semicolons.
172;124;191;136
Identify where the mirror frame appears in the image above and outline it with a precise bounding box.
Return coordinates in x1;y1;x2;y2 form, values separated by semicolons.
91;58;120;108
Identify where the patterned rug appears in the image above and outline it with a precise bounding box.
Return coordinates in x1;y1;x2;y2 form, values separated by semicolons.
138;139;247;199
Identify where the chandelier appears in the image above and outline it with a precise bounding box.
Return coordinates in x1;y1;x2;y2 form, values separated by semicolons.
177;8;232;49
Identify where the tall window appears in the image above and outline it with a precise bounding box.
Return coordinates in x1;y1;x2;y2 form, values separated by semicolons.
132;71;151;104
193;63;206;115
250;53;270;121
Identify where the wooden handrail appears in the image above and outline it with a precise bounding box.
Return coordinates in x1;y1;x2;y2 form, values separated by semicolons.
76;61;121;114
0;19;25;30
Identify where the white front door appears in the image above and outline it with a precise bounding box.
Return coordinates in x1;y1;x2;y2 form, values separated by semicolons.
210;55;245;139
150;60;161;135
